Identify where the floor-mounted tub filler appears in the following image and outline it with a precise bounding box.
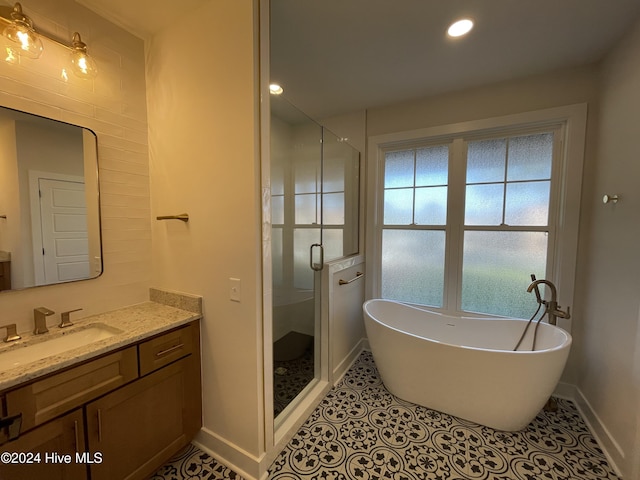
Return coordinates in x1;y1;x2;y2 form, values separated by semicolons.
362;298;572;431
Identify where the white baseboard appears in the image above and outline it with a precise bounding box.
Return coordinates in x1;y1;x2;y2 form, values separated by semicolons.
554;382;625;478
332;337;367;382
194;427;264;480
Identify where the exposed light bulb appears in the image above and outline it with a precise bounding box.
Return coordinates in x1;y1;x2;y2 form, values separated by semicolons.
269;84;283;95
2;2;43;59
447;18;474;38
69;32;97;79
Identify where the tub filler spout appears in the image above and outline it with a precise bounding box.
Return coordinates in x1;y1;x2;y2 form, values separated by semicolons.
527;278;571;326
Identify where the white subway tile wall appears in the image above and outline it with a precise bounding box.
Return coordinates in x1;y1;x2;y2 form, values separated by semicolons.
0;0;151;330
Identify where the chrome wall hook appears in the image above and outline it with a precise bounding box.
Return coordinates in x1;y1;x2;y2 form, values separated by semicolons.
602;194;619;204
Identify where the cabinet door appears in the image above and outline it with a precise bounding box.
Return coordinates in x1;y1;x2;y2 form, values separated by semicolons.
0;408;86;480
86;356;200;480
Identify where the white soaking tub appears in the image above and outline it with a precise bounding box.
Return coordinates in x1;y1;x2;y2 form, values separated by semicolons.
363;299;572;431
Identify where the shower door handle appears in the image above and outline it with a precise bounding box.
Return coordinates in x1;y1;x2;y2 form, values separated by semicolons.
310;243;324;271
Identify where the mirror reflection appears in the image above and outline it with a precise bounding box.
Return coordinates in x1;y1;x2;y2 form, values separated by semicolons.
0;106;101;291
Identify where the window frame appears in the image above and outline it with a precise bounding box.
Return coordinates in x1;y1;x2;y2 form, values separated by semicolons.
365;104;587;332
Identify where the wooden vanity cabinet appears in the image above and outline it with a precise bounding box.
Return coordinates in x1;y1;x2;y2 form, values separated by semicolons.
0;320;201;480
86;353;201;480
0;409;87;480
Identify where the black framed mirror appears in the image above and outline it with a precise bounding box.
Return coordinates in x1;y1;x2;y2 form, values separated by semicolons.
0;106;101;291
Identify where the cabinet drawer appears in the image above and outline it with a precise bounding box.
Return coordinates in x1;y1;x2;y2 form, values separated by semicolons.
139;323;196;376
6;347;138;433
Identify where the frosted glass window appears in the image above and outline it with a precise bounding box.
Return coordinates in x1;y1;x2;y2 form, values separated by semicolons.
323;143;346;192
378;128;558;317
381;230;445;307
462;231;548;318
505;181;550;226
384;150;414;188
507;133;553;181
467;139;506;183
295;194;318;224
465;184;504;225
271;164;285;195
323;229;344;263
294;228;320;289
294;161;319;194
384;188;413;225
416;146;448;186
415;187;447;225
271;227;283;288
323;193;344;225
271;196;284;225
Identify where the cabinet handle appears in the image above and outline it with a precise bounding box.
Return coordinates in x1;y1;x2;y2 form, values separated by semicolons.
155;343;184;357
97;409;102;443
74;420;79;452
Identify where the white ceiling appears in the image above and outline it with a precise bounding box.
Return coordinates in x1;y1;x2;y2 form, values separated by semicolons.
77;0;640;119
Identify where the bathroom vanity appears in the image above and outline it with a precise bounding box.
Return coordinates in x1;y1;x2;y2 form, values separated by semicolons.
0;300;202;480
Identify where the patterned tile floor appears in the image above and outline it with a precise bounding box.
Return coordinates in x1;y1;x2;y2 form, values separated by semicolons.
274;347;315;417
151;351;620;480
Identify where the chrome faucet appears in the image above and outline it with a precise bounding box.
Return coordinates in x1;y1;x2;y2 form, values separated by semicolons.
527;278;571;325
33;307;55;334
0;323;21;342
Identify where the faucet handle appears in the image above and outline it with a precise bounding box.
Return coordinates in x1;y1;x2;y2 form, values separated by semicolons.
59;308;83;328
0;323;21;342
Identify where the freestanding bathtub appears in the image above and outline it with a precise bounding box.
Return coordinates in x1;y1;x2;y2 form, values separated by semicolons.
363;299;572;431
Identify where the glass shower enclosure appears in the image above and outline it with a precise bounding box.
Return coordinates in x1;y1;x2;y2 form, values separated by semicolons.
270;95;359;418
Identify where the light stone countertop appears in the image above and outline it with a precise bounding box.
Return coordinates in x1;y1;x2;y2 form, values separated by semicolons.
0;300;202;392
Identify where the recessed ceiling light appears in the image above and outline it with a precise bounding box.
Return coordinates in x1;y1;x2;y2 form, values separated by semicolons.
269;83;284;95
447;19;474;38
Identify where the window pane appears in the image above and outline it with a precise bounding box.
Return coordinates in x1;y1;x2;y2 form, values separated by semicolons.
271;164;284;195
415;186;447;225
384;188;413;225
323;228;344;263
295;194;318;224
466;139;506;183
272;227;283;288
293;228;320;289
271;195;284;225
416;145;448;186
462;231;548;318
294;161;319;194
382;230;445;307
323;192;344;225
505;181;550;226
384;150;414;188
465;184;504;225
507;133;553;181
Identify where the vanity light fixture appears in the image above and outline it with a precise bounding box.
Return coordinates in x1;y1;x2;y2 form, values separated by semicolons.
69;32;97;79
269;83;284;95
0;2;98;79
447;18;474;38
2;2;43;59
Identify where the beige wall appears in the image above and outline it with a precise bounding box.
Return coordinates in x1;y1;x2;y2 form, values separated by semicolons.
145;1;264;476
575;17;640;478
0;0;150;332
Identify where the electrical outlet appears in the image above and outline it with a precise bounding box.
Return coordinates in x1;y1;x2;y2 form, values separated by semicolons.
229;278;241;302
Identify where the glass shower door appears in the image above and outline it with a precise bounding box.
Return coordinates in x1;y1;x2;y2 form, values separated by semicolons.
271;96;323;418
270;95;361;419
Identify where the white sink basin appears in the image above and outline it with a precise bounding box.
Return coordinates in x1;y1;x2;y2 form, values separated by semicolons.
0;324;121;371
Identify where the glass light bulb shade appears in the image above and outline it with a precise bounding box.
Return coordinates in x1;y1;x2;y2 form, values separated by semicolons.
69;50;97;79
2;23;43;59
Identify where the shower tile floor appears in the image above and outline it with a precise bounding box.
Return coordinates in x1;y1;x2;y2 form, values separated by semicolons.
151;351;619;480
